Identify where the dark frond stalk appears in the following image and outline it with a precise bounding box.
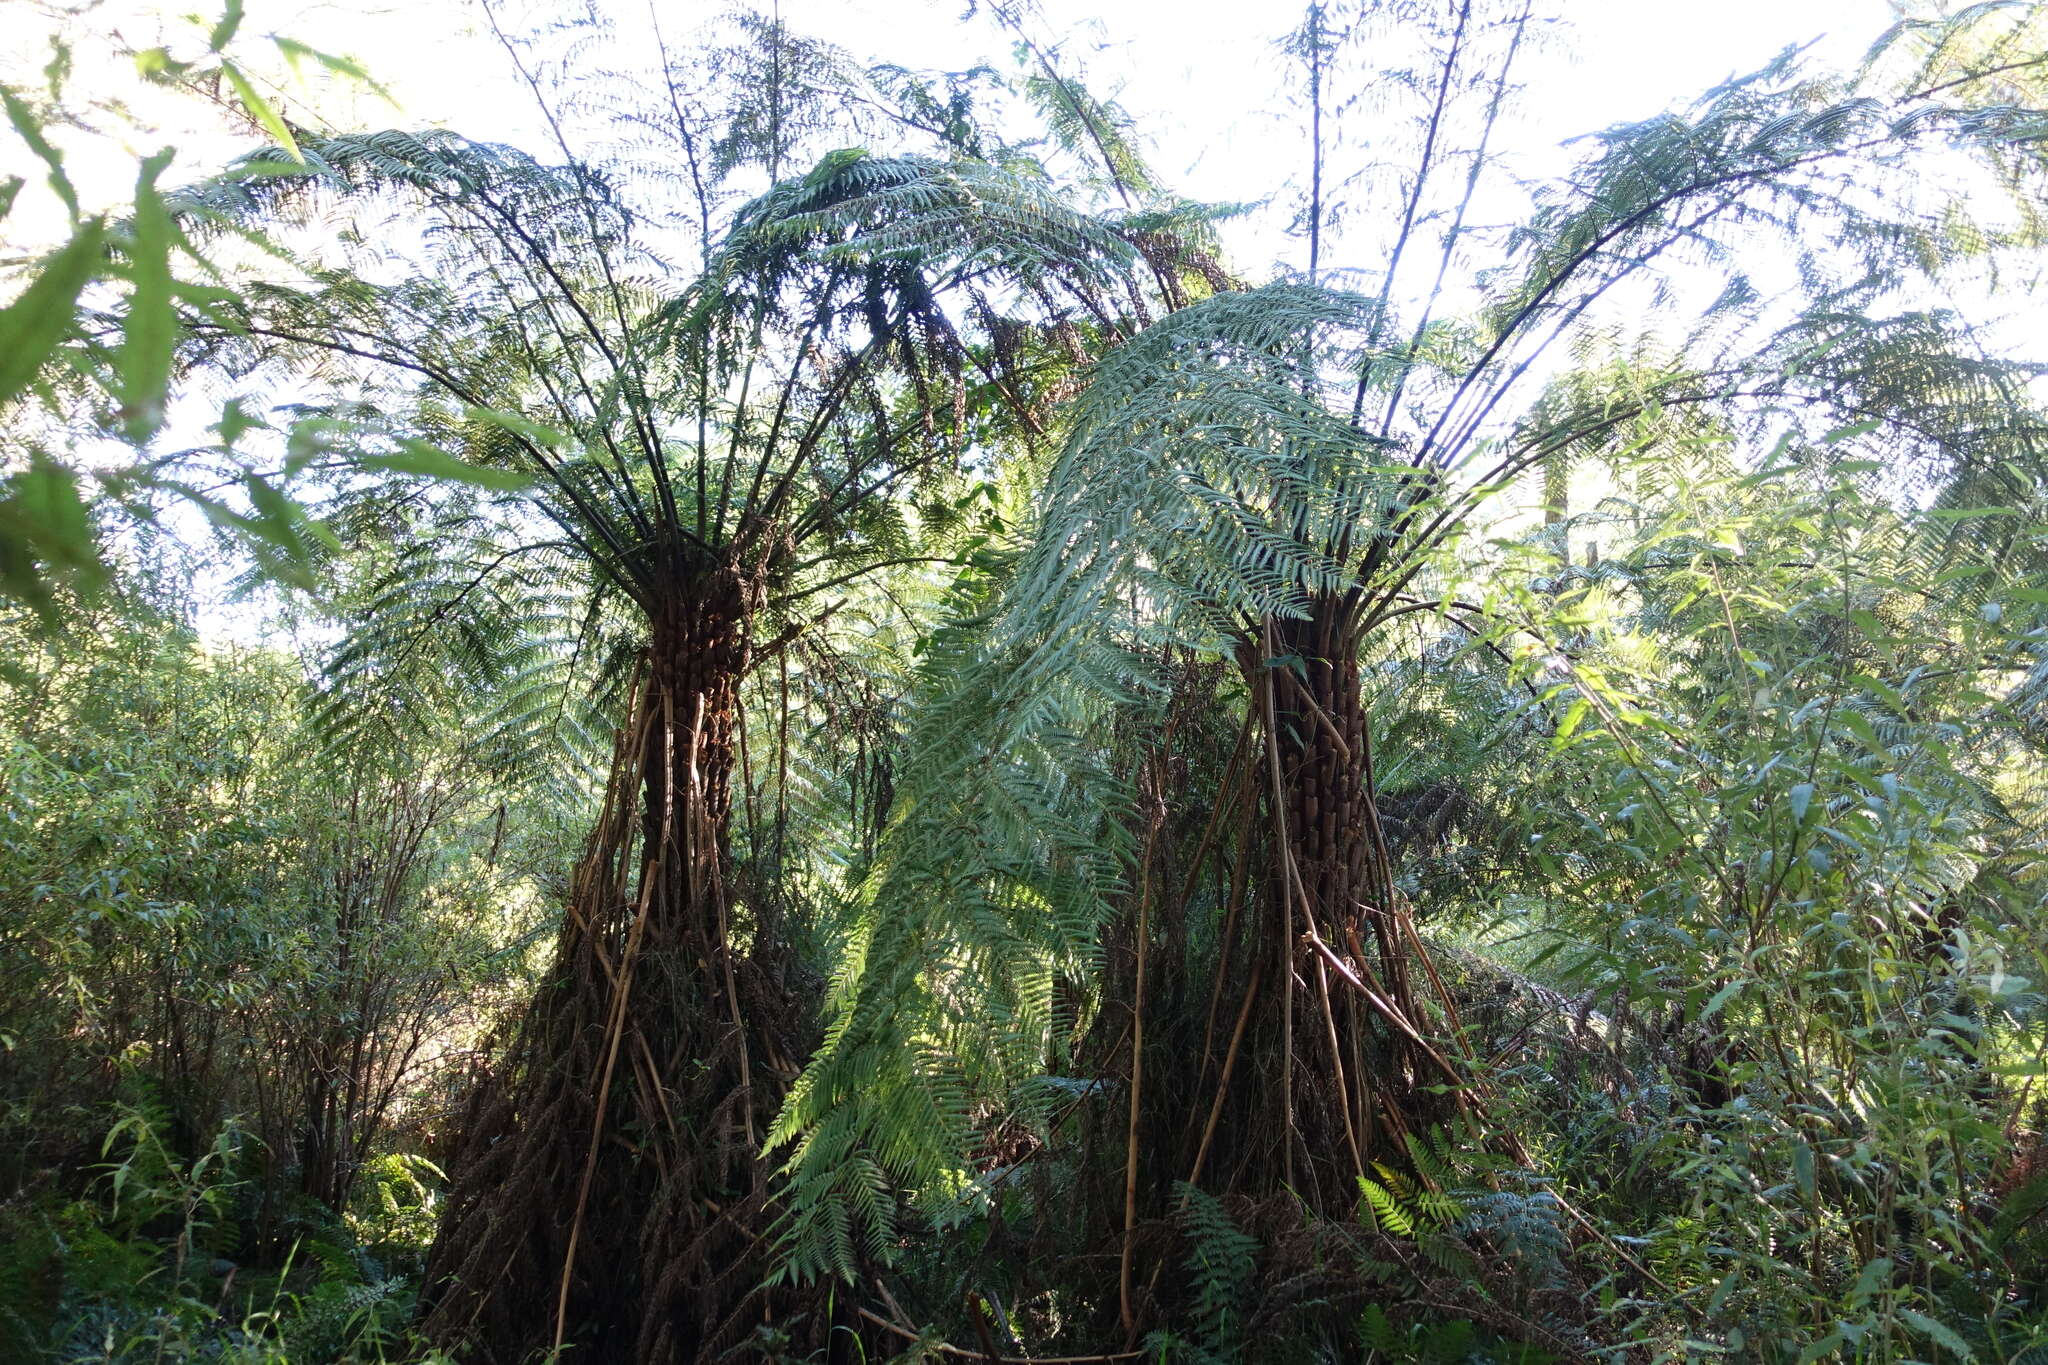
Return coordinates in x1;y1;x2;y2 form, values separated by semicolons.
1373;0;1533;441
1370;0;1473;347
1118;739;1172;1338
985;0;1135;210
1305;2;1328;285
478;0;677;526
644;0;719;536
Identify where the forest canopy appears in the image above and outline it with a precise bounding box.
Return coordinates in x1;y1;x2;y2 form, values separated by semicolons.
3;1;2048;1363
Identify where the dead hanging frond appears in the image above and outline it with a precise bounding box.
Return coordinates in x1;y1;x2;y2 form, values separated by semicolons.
418;645;828;1364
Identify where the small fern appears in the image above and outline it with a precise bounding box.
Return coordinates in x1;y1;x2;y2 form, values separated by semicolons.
1356;1135;1567;1297
1357;1302;1559;1364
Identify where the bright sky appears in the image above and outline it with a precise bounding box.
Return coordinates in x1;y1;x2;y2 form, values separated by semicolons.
338;0;1896;275
5;0;1896;284
2;0;1913;642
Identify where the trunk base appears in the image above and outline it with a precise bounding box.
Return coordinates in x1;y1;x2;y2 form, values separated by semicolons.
418;589;833;1364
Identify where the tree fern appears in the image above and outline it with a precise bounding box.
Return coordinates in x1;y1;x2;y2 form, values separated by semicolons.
770;14;2048;1284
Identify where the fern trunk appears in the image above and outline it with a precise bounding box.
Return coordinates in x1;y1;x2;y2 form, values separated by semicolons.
1271;595;1418;1014
418;570;828;1364
1204;596;1434;1213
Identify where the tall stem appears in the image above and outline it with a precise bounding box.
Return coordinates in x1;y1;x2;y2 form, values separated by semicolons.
1306;2;1326;284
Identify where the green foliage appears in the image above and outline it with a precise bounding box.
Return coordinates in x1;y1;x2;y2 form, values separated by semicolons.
1167;1184;1261;1364
1133;1180;1562;1364
1410;430;2048;1357
1352;1135;1567;1297
0;1104;453;1364
0;4;389;621
340;1155;443;1276
770;3;2048;1296
0;571;560;1358
1356;1304;1558;1365
7;3;2048;1362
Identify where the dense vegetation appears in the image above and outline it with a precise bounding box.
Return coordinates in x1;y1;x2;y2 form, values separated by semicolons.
4;1;2048;1361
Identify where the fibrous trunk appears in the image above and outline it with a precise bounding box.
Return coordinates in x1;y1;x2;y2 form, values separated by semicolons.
1138;596;1437;1220
419;571;824;1364
1258;595;1429;1204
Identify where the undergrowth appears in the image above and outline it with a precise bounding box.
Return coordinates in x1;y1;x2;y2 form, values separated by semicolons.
0;1105;450;1365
